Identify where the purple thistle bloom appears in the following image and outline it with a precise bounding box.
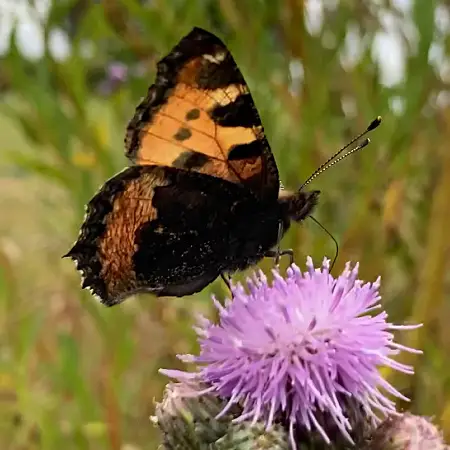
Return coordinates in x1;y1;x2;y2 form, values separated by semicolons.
107;61;129;82
161;257;422;449
97;62;129;95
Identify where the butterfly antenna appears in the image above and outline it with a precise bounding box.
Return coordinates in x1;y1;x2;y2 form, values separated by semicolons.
299;116;382;190
309;216;339;270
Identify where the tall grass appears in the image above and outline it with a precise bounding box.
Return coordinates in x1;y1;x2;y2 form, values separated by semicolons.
1;1;450;448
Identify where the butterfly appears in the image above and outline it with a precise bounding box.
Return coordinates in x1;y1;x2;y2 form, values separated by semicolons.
64;27;379;306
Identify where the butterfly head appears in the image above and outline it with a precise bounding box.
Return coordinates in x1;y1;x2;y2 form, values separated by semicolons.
278;189;320;223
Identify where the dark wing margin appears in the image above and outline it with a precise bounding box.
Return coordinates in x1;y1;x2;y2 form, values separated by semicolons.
64;166;149;305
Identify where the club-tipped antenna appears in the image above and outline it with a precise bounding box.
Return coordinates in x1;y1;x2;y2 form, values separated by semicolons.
301;138;371;188
299;116;382;190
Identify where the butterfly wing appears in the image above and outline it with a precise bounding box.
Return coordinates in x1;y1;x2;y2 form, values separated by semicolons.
64;165;268;306
125;27;279;201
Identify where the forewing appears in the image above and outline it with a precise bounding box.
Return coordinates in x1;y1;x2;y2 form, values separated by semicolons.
125;27;279;201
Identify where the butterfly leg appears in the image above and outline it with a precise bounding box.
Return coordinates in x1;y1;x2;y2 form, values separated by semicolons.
264;221;295;265
264;221;294;265
264;249;295;266
220;273;232;293
272;220;283;264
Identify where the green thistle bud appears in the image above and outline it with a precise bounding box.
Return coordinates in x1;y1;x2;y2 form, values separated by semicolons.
215;421;289;450
154;382;238;449
366;413;449;450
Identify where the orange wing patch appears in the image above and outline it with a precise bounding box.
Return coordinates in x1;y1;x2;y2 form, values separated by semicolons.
97;168;168;298
134;81;263;184
125;27;279;200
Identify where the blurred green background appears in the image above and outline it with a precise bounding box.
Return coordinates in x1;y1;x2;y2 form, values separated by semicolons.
1;0;450;448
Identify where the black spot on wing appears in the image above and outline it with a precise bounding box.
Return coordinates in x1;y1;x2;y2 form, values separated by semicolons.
185;108;201;120
173;127;192;141
209;93;261;128
228;140;263;161
172;150;210;170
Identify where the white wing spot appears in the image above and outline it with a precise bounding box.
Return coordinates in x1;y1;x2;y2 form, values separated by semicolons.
203;52;226;64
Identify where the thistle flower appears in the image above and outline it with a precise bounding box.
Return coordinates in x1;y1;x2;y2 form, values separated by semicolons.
106;61;129;83
97;61;129;95
161;257;422;449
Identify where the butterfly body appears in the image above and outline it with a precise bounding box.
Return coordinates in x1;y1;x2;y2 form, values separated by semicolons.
65;27;319;306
